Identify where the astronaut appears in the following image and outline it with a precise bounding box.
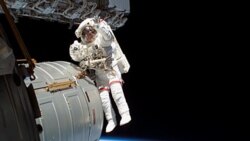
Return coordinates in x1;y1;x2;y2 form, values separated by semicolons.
69;18;131;133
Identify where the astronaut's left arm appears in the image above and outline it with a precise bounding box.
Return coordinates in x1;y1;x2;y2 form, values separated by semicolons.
95;21;113;41
102;44;117;69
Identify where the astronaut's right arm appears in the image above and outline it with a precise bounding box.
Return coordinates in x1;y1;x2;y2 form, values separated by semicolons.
69;40;86;62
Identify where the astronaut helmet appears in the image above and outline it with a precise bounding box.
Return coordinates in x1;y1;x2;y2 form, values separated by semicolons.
85;18;96;26
82;25;97;43
75;18;96;40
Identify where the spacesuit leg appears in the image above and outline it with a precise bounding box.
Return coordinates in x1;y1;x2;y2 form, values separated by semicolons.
99;87;117;132
108;68;131;126
95;70;117;132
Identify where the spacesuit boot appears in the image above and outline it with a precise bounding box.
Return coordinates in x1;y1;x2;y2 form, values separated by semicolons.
120;111;131;126
106;118;116;133
109;81;131;126
99;89;117;133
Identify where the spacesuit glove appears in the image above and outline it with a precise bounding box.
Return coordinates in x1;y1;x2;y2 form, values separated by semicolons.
79;60;88;71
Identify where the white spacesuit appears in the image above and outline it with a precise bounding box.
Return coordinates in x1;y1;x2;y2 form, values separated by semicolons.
69;18;131;133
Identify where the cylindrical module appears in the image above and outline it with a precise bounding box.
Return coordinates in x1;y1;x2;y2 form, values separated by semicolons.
24;61;103;141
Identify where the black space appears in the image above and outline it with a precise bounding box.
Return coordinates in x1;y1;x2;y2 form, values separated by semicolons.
2;1;248;141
